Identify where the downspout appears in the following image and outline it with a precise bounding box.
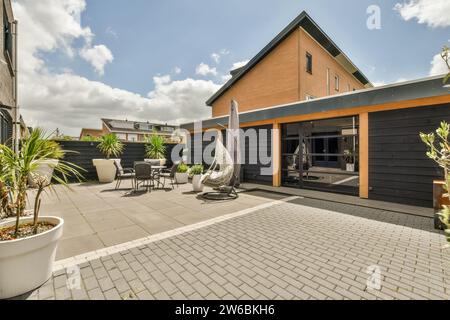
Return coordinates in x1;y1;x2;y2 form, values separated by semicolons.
12;19;18;154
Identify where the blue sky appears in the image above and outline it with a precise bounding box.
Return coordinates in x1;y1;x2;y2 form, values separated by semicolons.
70;0;450;93
13;0;450;135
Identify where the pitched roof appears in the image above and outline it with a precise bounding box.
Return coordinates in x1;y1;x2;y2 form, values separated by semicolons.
206;11;372;106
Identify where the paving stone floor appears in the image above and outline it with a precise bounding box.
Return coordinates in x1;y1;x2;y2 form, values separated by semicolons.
19;198;450;300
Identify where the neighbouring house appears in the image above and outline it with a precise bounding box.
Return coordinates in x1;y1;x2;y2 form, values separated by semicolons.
181;11;450;208
0;0;18;145
80;119;179;142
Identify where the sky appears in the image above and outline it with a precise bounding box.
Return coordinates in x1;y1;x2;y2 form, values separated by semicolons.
12;0;450;136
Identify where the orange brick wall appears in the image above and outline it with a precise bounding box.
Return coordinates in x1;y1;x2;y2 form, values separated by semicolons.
211;27;365;117
299;28;364;100
212;29;301;117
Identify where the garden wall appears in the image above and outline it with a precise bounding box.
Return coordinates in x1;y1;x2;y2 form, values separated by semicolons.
56;140;182;181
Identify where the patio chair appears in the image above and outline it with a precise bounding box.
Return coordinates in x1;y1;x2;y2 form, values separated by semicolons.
133;162;154;192
114;160;135;190
160;163;178;189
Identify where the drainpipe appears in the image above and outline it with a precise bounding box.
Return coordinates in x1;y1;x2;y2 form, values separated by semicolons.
12;20;18;154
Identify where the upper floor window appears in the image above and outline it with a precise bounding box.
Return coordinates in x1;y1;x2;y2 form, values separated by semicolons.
335;75;340;91
3;8;12;64
306;53;313;74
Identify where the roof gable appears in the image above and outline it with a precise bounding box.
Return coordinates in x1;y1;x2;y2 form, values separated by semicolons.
206;11;372;106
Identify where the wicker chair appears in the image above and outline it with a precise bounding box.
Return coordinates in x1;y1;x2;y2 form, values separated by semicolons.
160;163;178;189
133;162;153;192
114;160;135;190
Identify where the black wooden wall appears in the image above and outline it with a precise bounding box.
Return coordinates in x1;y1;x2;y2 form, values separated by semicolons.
369;103;450;207
188;125;273;185
57;141;179;181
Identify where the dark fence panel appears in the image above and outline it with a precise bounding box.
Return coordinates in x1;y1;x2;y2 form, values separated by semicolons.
57;141;181;181
368;103;450;208
188;124;273;185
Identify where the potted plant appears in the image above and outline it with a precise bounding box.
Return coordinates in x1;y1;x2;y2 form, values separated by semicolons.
190;164;204;192
175;162;189;184
420;121;450;235
93;133;124;183
343;148;357;172
0;129;83;299
144;133;167;166
28;138;64;188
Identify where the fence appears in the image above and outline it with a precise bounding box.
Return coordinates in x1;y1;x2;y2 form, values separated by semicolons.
56;140;182;181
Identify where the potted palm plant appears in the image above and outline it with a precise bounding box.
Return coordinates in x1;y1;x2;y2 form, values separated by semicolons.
28;137;64;188
343;148;357;172
175;162;189;184
420;121;450;235
0;129;83;299
93;133;124;183
145;133;167;166
190;164;204;192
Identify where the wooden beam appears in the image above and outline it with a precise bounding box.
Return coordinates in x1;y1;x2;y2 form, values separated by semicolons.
359;112;369;199
272;122;281;187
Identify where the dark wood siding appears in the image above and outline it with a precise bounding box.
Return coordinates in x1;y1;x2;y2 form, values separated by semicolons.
188;125;273;185
57;141;178;181
369;104;450;207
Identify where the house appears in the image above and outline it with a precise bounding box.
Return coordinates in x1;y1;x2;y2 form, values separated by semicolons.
0;0;17;146
80;119;179;143
181;11;450;208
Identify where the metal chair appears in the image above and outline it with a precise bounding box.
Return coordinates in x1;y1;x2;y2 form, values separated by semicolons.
160;163;178;189
114;160;135;190
134;162;153;192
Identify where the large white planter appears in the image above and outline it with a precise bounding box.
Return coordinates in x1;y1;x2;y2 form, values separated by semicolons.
175;172;188;184
93;159;119;183
28;159;59;188
192;175;204;192
346;163;355;172
0;216;64;299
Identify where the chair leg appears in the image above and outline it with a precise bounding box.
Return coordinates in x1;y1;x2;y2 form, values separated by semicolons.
115;178;121;190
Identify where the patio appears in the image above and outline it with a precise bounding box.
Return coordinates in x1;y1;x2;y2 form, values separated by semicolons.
4;122;445;302
14;182;450;300
33;182;277;260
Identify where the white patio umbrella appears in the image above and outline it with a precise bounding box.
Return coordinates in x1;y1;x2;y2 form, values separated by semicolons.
227;100;241;186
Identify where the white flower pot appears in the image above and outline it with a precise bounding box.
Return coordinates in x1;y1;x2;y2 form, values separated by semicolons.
346;163;355;172
192;175;204;192
28;159;59;188
175;172;188;184
0;216;64;299
93;159;119;183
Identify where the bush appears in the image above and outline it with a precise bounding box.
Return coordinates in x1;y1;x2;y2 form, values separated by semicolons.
97;134;124;159
177;162;189;173
190;164;204;175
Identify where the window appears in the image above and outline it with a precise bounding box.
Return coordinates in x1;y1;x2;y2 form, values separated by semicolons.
335;75;340;91
306;53;313;74
3;8;12;63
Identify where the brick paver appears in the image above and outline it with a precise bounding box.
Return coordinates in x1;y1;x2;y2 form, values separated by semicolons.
18;200;450;300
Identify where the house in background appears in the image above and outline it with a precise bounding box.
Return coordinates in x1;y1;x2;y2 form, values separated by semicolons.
182;11;450;208
0;0;18;146
80;119;179;143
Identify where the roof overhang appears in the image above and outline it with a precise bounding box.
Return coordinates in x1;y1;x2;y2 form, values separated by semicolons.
206;11;372;106
183;75;449;131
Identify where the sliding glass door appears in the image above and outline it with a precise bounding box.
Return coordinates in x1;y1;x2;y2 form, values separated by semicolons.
281;116;360;195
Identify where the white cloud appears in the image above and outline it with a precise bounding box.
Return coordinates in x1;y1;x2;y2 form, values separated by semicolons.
372;81;386;87
12;0;220;135
429;51;449;76
221;74;232;83
195;63;218;76
231;60;249;70
173;66;182;74
211;53;221;64
80;45;114;75
394;0;450;27
105;26;118;38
